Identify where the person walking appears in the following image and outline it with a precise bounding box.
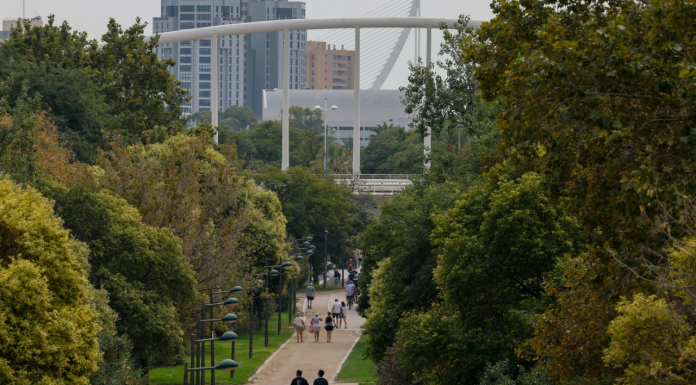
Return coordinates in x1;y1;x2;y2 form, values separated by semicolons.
324;312;334;342
331;299;342;320
311;313;323;342
337;301;346;328
313;369;329;385
306;283;315;310
333;269;341;286
353;271;360;287
348;270;355;284
346;281;356;308
293;312;306;343
358;254;363;268
291;370;310;385
341;301;348;329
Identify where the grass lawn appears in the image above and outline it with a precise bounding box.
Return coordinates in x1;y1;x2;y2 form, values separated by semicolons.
335;335;377;384
299;284;345;292
149;314;293;384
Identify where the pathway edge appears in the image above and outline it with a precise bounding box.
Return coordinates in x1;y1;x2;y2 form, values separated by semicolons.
330;334;361;384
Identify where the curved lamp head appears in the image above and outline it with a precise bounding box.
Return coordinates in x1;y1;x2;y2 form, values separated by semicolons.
282;261;293;268
330;105;338;110
303;241;311;246
216;359;239;371
269;269;280;276
219;331;239;342
224;297;240;306
306;250;314;255
294;256;304;262
222;313;238;323
230;286;243;293
313;105;322;111
308;245;316;250
305;236;313;241
257;280;265;286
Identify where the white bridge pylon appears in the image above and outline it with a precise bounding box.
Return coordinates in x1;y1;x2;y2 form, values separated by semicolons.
99;17;483;175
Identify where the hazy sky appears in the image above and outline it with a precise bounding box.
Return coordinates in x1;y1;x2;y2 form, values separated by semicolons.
2;0;495;89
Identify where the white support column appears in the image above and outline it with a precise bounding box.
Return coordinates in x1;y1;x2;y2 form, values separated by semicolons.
352;27;361;177
282;29;290;170
424;27;432;170
212;35;219;144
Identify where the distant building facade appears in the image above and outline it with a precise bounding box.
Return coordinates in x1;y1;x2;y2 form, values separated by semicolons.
262;89;413;147
1;16;44;42
154;0;306;116
305;41;355;90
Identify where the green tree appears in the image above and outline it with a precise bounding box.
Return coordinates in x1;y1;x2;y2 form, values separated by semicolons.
0;16;187;162
255;166;357;282
49;187;197;368
360;124;423;174
289;106;324;132
0;179;101;385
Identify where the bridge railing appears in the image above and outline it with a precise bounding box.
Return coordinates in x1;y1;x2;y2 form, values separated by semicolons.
332;174;416;180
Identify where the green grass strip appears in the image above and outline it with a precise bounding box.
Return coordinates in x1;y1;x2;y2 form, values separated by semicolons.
149;314;294;384
335;335;377;383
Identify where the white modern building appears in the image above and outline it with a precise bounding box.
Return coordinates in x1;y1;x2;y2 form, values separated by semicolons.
262;89;413;147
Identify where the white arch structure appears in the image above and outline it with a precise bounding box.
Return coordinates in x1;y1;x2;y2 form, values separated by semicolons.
101;17;483;175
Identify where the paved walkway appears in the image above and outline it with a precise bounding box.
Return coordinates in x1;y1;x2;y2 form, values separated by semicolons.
248;288;365;385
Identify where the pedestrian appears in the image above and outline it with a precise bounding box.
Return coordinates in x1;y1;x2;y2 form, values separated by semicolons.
341;301;348;329
353;271;360;287
333;269;341;286
348;270;355;283
337;301;346;328
294;312;306;343
347;260;354;271
313;369;329;385
346;280;356;307
358;254;363;268
306;283;315;310
311;313;323;342
331;298;342;320
324;312;334;342
291;370;310;385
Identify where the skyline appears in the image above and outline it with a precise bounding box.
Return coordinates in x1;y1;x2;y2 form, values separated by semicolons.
0;0;495;89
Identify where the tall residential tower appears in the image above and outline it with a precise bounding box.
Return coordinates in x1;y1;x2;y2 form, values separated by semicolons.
154;0;306;116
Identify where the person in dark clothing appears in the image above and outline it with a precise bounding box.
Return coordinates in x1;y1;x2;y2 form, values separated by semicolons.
313;369;329;385
291;370;310;385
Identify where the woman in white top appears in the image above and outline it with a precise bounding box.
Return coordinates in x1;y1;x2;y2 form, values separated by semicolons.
341;301;348;329
311;313;323;342
293;312;306;343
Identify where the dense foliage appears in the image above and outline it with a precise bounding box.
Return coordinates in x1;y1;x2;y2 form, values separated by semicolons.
0;180;101;384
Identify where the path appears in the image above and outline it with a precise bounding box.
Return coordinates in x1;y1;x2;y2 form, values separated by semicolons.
248;288;365;385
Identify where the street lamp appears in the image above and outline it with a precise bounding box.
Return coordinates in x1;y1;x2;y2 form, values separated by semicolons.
313;99;338;180
187;286;241;385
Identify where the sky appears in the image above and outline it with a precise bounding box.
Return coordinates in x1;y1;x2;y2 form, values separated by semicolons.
1;0;495;89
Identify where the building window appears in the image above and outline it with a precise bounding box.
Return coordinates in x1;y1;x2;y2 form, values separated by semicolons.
199;100;211;106
199;74;211;81
181;82;191;88
348;56;351;60
200;48;211;55
197;23;211;28
333;55;342;60
180;65;192;72
180;14;194;21
180;5;194;12
332;63;340;68
200;40;211;47
200;65;211;72
199;57;211;64
333;78;341;83
197;5;211;12
199;91;211;97
181;40;192;46
200;108;211;111
180;48;192;55
197;14;211;21
180;57;192;63
333;86;341;89
180;74;192;81
180;22;194;29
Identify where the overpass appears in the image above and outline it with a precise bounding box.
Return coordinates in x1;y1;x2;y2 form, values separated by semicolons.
333;174;414;196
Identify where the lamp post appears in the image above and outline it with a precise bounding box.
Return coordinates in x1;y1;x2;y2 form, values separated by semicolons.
323;229;329;289
247;279;265;360
186;287;241;385
314;99;338;180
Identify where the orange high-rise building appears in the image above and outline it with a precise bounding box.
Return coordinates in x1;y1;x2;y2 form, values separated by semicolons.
305;41;355;90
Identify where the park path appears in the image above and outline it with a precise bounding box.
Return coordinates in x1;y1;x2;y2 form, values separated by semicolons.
248;288;365;385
